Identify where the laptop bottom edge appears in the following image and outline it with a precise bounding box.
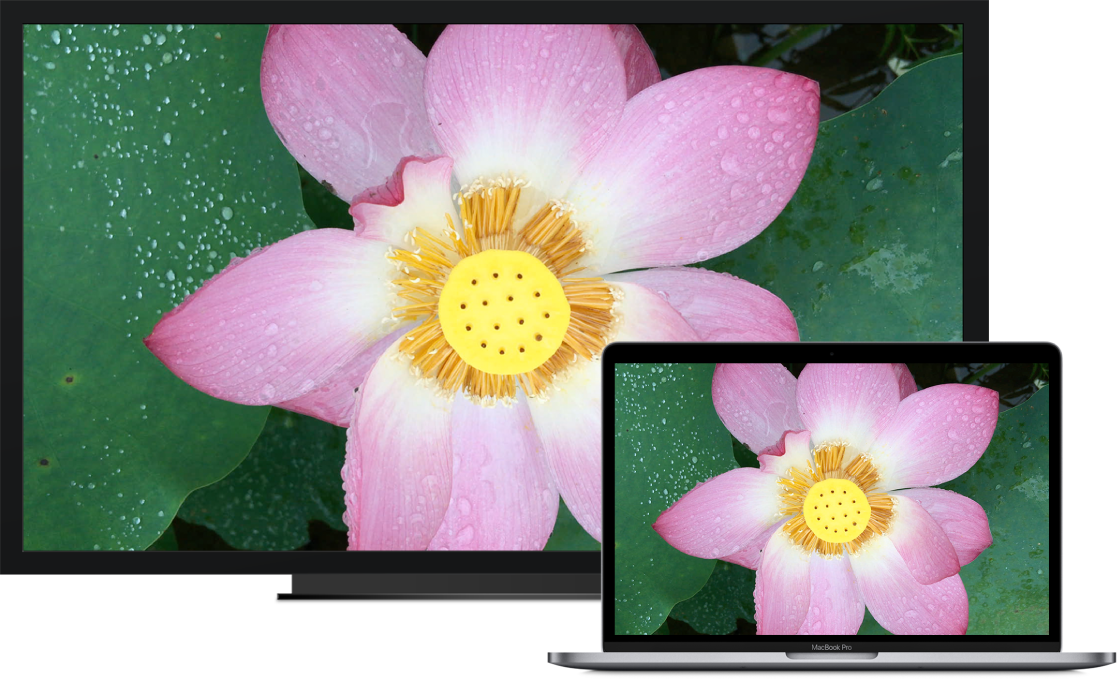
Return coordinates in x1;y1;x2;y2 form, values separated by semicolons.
547;651;1115;671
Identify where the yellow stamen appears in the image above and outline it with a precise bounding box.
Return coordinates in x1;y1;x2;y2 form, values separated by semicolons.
389;177;617;402
777;442;894;556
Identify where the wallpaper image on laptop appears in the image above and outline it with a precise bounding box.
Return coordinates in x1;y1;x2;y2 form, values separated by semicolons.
614;363;1049;635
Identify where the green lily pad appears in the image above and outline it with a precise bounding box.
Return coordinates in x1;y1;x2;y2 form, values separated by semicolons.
855;388;1049;634
614;363;739;634
939;387;1050;634
146;524;178;551
177;405;603;551
705;55;963;341
544;499;602;551
23;24;314;550
669;560;757;634
177;408;348;550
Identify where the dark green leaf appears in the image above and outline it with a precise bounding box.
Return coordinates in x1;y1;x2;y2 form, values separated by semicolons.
614;363;739;634
858;388;1049;634
669;560;757;634
705;55;963;341
146;524;178;551
177;408;348;550
23;24;314;550
298;163;353;230
940;387;1050;634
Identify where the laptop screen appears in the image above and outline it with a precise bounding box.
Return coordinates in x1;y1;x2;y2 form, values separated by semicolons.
605;346;1058;652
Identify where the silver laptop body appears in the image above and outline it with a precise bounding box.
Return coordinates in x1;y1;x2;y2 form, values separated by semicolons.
549;343;1108;669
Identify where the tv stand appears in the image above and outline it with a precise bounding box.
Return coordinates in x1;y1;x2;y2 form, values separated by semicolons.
279;573;600;599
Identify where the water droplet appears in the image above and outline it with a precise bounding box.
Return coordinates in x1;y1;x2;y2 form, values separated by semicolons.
163;132;172;146
264;323;279;336
165;269;175;281
767;106;790;123
719;152;742;175
866;177;884;192
51;30;60;45
221;206;233;220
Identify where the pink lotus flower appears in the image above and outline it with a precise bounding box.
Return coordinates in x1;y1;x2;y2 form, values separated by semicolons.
145;25;819;550
654;364;998;634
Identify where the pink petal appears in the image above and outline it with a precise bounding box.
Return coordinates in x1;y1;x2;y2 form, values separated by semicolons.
607;281;702;342
424;25;626;202
894;488;992;566
849;537;969;635
720;520;782;570
796;363;900;454
144;229;395;408
349;155;460;246
527;361;604;541
652;467;782;559
711;363;803;453
606;267;798;341
797;553;866;635
261;25;439;204
342;341;453;550
565;66;820;275
869;384;1000;489
609;25;661;98
428;396;559;550
893;363;918;399
276;325;410;427
886;494;960;585
757;429;814;476
754;522;812;635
